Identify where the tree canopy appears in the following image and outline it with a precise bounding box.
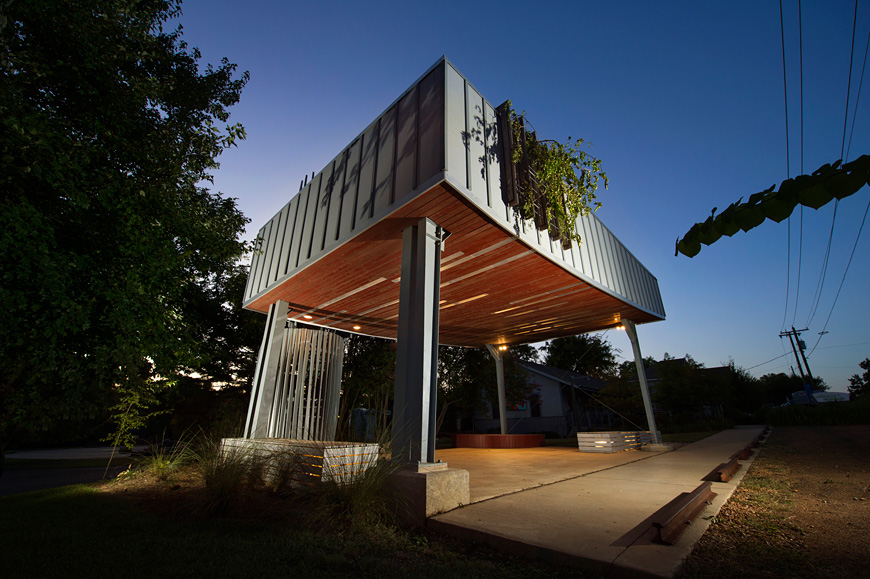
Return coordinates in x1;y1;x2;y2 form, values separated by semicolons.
848;358;870;399
0;0;250;448
542;334;618;378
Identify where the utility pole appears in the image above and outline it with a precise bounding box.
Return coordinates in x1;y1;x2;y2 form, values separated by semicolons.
783;329;807;382
780;326;818;404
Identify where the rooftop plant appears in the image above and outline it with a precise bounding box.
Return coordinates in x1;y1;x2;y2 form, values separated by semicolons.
497;101;608;248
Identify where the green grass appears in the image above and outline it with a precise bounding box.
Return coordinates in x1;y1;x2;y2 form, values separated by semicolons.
0;484;589;579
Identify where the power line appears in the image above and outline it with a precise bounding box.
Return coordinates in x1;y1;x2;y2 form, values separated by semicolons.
814;340;870;351
807;2;866;356
845;20;870;162
809;0;860;328
793;0;804;327
841;0;859;161
806;201;837;327
780;0;791;179
779;0;791;331
799;0;804;176
747;351;790;370
809;198;870;357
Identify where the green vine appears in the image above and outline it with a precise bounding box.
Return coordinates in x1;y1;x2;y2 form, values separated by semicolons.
675;155;870;258
502;101;608;246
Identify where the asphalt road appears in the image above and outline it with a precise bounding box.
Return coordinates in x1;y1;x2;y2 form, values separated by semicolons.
0;466;126;497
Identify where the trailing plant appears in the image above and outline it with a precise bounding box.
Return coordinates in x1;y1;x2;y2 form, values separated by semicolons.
498;101;608;247
676;154;870;258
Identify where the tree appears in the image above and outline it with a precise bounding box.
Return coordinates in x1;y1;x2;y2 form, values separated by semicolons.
510;343;541;363
848;358;870;399
651;356;711;419
0;0;249;452
436;346;531;435
542;334;618;378
337;335;396;440
155;264;265;437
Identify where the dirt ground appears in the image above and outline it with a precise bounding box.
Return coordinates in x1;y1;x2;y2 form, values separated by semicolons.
680;425;870;578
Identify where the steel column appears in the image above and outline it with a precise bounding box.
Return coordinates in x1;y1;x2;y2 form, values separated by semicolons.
392;218;445;463
245;300;290;439
622;319;661;444
485;344;508;435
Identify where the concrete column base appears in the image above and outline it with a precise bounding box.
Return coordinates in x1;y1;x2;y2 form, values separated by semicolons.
388;462;470;527
641;443;673;452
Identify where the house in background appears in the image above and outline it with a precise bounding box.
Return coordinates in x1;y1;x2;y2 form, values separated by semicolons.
472;361;613;438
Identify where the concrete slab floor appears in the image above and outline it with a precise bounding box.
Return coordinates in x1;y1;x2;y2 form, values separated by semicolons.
434;445;658;503
430;426;767;578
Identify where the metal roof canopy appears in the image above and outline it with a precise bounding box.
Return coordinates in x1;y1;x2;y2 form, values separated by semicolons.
244;57;665;347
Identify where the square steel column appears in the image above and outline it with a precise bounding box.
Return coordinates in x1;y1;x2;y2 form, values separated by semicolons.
392;218;445;463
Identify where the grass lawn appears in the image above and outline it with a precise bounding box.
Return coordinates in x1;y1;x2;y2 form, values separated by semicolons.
0;483;585;579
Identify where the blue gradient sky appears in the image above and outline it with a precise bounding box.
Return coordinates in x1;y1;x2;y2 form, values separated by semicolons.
179;1;869;393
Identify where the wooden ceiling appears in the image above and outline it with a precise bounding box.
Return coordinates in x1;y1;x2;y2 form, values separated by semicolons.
245;182;661;347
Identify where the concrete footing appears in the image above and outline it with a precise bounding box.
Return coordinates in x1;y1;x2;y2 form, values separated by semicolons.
642;443;673;452
388;462;470;527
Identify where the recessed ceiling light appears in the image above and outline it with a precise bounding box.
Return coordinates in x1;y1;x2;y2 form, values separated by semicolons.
303;315;313;319
353;325;361;330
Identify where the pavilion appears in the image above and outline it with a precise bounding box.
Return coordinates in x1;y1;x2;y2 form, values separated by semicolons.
239;57;666;519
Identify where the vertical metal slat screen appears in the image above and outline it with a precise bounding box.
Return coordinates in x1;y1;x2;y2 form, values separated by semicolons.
250;321;346;441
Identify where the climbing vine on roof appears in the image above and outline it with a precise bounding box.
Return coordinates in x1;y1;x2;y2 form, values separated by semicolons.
496;101;607;248
676;155;870;258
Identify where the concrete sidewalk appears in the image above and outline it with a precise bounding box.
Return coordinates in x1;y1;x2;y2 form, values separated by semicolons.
430;426;767;578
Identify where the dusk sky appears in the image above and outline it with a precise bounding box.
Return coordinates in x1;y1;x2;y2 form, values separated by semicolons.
179;1;869;393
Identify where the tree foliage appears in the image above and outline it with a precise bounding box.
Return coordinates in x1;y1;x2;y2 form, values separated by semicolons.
0;0;249;448
337;334;396;440
542;334;618;378
436;346;531;434
676;156;870;258
848;358;870;399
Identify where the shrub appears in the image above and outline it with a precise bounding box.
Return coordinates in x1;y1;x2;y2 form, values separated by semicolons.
134;430;192;481
312;455;404;529
191;437;268;515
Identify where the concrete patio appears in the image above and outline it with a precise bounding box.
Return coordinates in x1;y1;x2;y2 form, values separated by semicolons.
430;426;767;578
